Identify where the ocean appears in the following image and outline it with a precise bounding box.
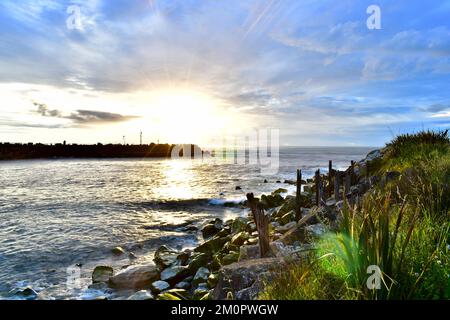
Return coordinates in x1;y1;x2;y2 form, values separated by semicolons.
0;146;375;299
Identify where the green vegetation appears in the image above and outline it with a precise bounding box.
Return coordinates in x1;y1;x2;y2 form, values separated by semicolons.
261;130;450;300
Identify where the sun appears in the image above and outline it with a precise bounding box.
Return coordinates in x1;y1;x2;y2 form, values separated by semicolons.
136;88;240;145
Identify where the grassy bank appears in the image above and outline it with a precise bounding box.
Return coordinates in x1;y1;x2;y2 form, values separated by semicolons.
260;130;450;300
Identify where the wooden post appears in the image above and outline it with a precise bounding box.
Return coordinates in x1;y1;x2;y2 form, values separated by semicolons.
350;160;355;184
328;160;333;198
345;172;351;198
315;169;321;206
246;193;271;258
296;169;302;220
334;171;340;201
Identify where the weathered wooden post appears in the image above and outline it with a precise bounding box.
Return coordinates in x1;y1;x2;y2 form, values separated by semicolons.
334;171;340;201
328;160;333;198
295;169;302;220
315;169;321;206
246;193;271;258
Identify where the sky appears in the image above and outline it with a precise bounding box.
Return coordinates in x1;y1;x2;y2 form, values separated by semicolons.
0;0;449;147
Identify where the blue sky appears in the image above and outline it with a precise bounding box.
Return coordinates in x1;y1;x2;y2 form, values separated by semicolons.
0;0;449;146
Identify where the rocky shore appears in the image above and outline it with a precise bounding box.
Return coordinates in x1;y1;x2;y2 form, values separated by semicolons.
81;148;392;300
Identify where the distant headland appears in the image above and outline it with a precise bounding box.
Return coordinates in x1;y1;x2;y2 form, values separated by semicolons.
0;142;204;161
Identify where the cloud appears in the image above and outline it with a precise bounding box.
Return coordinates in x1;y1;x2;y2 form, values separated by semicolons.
419;103;450;113
33;102;139;125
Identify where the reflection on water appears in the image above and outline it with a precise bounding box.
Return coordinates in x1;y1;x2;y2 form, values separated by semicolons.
0;146;374;299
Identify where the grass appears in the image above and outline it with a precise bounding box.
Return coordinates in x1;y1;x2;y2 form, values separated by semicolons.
261;130;450;300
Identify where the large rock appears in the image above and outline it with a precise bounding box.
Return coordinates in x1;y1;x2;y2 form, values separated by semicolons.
194;236;230;255
231;217;248;233
92;266;114;284
221;252;240;265
201;224;220;239
275;221;297;234
108;264;160;289
112;246;125;256
153;245;179;269
238;245;260;261
187;253;209;272
8;287;38;300
212;258;287;300
192;267;210;287
230;232;249;246
160;266;191;284
150;280;170;294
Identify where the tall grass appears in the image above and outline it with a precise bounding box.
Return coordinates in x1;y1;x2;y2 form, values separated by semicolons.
261;130;449;300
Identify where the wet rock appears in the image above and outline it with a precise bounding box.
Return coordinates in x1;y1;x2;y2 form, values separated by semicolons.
188;253;209;272
127;290;154;300
231;217;248;233
154;245;179;269
212;258;286;300
175;281;191;290
222;241;240;253
192;267;210;287
201;224;220;239
150;280;170;294
260;193;284;209
193;284;210;300
235;186;242;190
8;286;38;300
92;265;114;284
176;250;191;266
108;264;159;290
275;221;297;234
160;289;189;300
272;188;288;195
194;236;230;255
264;179;268;183
128;252;138;260
230;232;249;246
112;246;125;256
160;266;191;284
221;252;240;265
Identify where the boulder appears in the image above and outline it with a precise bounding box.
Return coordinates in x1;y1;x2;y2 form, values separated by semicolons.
175;281;191;290
153;245;179;269
92;265;114;284
201;224;219;239
231;217;248;233
112;246;125;256
272;188;288;195
304;223;327;240
150;280;170;294
207;273;219;288
160;266;191;284
221;252;240;265
127;290;154;300
193;284;210;300
230;232;249;246
194;236;230;255
108;264;159;290
192;267;210;287
212;258;286;300
260;194;284;209
278;210;295;225
8;286;38;300
275;221;297;234
187;253;209;272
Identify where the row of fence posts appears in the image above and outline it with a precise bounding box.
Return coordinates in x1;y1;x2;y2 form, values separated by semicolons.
295;159;371;213
247;160;370;258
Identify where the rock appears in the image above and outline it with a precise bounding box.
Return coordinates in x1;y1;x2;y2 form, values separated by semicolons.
175;281;191;290
201;224;220;239
230;232;249;246
112;246;125;255
235;186;242;190
127;290;154;300
239;245;260;261
275;221;297;234
304;223;327;240
207;273;219;288
157;292;182;300
188;253;209;272
194;236;230;255
223;241;240;253
176;250;191;266
193;284;210;300
221;252;240;265
92;265;114;284
8;286;38;300
192;267;210;287
154;245;179;269
264;179;268;183
283;180;296;185
150;280;170;294
366;149;382;161
88;282;108;290
272;188;288;195
108;264;159;289
303;185;313;193
212;258;287;300
160;289;189;300
260;194;284;209
231;217;248;233
160;266;191;284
